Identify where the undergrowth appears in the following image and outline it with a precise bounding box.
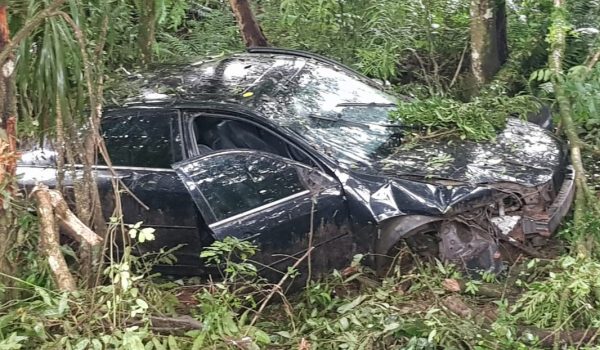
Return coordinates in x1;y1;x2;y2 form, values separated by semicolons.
4;214;600;349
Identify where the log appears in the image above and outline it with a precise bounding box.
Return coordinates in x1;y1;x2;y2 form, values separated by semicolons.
30;185;76;292
46;189;102;247
149;315;203;334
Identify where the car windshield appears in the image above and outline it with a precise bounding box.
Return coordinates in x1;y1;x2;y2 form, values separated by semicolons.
248;58;404;170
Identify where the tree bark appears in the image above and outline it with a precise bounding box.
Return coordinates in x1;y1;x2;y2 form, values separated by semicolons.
31;185;77;292
46;189;103;247
0;2;18;285
470;0;508;85
137;0;157;66
228;0;269;47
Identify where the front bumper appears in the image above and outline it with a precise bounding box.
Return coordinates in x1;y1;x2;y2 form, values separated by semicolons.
439;167;575;272
521;166;575;236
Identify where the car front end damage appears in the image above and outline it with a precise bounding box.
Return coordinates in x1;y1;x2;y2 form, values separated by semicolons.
368;165;575;273
337;119;576;273
435;166;575;272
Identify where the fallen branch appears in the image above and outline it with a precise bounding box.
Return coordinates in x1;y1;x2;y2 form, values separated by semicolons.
46;189;102;246
586;51;600;70
149;315;202;334
128;315;202;335
30;185;76;292
30;184;104;291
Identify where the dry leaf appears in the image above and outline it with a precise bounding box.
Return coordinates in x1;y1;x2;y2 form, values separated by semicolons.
442;278;461;292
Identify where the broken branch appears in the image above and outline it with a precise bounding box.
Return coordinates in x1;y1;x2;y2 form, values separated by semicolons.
31;185;77;292
45;189;103;246
127;315;203;335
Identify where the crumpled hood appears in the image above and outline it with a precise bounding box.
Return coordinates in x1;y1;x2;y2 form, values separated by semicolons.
336;118;568;223
371;118;565;187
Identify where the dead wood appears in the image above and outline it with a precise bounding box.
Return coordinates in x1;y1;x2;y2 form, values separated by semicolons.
46;189;102;247
127;315;202;335
149;315;202;334
31;185;77;292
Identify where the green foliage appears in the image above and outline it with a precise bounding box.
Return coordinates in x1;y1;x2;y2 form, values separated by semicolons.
155;3;243;61
513;256;600;329
260;0;469;85
188;238;271;349
199;237;259;283
0;217;185;349
389;95;540;141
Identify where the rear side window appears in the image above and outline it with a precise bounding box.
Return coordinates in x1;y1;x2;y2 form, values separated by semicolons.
101;109;182;168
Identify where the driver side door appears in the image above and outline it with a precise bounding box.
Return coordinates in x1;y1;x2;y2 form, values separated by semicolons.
173;150;352;278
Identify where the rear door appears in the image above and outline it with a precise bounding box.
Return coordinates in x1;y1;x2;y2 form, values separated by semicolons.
98;108;209;268
173;150;352;277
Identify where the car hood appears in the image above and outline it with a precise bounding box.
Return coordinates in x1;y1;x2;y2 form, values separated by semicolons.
364;118;566;187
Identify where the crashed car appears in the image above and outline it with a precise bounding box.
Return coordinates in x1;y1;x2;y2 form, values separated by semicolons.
18;48;575;277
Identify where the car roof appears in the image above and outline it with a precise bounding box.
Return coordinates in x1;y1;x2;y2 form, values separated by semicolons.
104;49;379;115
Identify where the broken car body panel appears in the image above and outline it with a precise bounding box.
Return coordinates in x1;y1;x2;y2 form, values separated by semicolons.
17;48;575;276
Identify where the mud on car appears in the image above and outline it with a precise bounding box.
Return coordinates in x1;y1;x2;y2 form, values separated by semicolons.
18;48;575;278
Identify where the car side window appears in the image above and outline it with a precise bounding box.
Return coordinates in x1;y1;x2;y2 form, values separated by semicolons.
174;152;307;223
101;109;182;168
191;114;318;168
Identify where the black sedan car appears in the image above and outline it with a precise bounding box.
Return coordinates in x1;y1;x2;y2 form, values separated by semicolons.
18;48;574;277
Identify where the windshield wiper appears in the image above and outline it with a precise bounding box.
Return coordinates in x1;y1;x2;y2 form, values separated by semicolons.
336;102;397;107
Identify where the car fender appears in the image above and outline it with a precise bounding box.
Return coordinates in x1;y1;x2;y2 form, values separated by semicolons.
374;215;442;267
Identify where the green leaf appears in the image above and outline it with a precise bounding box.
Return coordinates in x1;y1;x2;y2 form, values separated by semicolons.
74;339;90;350
275;331;292;339
253;329;271;344
167;335;180;350
383;322;401;332
57;292;69;315
135;298;149;310
337;295;368;314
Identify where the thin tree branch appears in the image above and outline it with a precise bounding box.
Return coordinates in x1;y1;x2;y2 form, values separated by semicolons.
586;50;600;70
248;247;314;329
450;43;468;88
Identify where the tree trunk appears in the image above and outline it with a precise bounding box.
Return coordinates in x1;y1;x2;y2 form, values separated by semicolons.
228;0;269;47
0;2;18;283
138;0;157;66
470;0;508;85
